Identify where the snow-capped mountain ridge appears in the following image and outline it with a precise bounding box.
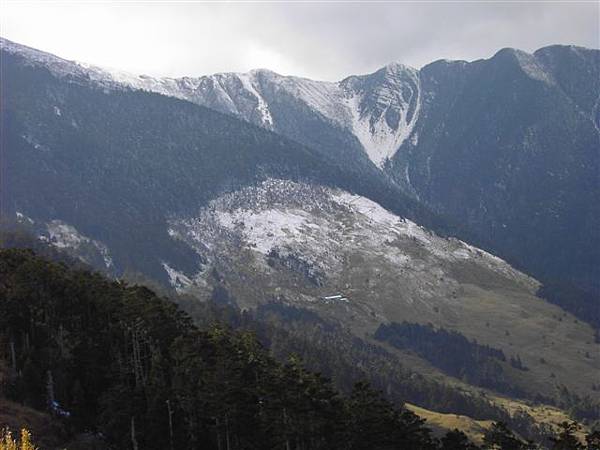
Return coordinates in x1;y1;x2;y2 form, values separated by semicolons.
0;37;420;167
146;63;423;167
7;37;591;171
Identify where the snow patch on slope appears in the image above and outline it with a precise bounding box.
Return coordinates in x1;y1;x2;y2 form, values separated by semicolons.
168;179;537;294
44;220;114;269
332;191;531;282
216;209;313;255
15;211;34;224
344;88;420;168
339;64;422;167
238;72;274;127
262;67;422;168
513;50;554;84
162;262;193;292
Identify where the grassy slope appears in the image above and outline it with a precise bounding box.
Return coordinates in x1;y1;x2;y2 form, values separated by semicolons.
408;398;587;446
218;242;599;401
406;403;494;445
144;179;600;402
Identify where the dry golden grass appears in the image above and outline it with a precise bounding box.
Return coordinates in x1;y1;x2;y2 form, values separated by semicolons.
491;395;588;440
0;399;66;450
0;428;37;450
407;395;588;446
406;403;494;445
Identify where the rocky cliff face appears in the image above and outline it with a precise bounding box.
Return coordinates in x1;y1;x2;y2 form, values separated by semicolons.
391;46;600;290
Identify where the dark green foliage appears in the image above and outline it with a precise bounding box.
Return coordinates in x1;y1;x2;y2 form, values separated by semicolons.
0;248;451;449
344;381;436;450
509;356;528;372
374;322;523;396
250;304;515;421
187;301;553;443
441;430;479;450
482;422;535;450
537;281;600;330
554;385;600;423
2;239;595;450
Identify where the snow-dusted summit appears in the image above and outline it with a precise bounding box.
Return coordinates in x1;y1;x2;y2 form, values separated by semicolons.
0;37;420;168
103;63;422;168
137;64;422;168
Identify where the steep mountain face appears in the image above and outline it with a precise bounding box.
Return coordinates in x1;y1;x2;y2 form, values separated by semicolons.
390;46;600;291
118;64;422;172
159;63;422;170
0;46;338;281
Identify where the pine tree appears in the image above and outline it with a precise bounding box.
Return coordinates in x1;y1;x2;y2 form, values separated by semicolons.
440;429;479;450
483;422;528;450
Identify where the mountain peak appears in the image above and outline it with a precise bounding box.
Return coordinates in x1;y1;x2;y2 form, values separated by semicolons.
491;47;554;83
381;61;416;75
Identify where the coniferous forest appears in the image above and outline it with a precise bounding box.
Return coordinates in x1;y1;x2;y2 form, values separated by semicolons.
0;247;441;449
0;243;599;449
374;322;520;395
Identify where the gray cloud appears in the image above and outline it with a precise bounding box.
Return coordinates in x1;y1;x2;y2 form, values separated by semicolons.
2;1;598;80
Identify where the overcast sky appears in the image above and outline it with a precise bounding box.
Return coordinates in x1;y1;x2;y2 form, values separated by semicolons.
2;1;598;81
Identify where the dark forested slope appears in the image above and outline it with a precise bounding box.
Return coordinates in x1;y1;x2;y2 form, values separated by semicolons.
0;248;445;450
